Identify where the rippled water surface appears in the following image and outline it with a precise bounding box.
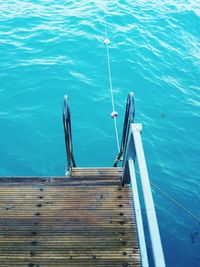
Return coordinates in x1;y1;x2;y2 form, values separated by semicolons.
0;0;200;266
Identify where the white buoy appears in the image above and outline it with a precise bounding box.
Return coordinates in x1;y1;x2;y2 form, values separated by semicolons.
104;38;111;45
111;111;118;118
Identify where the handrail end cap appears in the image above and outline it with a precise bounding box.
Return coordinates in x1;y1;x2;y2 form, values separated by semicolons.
131;123;142;132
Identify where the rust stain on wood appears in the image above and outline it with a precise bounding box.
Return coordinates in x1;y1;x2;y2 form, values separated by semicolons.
0;168;141;266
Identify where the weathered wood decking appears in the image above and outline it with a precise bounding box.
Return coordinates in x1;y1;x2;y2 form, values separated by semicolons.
0;168;141;267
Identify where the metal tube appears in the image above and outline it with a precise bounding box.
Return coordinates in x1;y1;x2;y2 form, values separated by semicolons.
131;123;166;267
128;159;149;267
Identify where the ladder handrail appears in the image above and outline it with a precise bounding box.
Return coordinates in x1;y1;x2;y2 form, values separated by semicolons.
114;92;135;167
63;95;76;173
114;93;165;266
124;123;166;267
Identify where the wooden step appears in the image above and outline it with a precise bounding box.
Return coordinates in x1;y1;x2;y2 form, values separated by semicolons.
0;169;141;267
71;167;122;177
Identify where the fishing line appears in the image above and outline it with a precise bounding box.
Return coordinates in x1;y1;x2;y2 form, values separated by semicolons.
104;26;120;152
151;181;200;225
135;169;200;224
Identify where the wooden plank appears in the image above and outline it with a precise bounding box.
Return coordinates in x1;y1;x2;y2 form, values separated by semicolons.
71;167;122;176
0;260;141;267
0;169;141;266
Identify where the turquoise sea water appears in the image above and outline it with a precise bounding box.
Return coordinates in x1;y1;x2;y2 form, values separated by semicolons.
0;0;200;266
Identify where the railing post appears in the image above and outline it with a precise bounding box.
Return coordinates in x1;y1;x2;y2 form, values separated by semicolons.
131;123;166;267
122;128;136;185
128;158;149;267
63;95;76;174
113;92;135;167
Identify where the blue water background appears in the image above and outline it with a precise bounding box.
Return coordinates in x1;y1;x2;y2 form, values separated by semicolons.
0;1;200;266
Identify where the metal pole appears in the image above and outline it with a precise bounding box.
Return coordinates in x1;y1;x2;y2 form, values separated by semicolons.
131;123;166;267
128;159;149;267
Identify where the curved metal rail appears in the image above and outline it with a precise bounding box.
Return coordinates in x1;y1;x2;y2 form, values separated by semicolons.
114;92;135;167
63;95;76;173
114;92;166;267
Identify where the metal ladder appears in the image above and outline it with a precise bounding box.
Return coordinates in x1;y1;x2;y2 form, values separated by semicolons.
63;92;166;267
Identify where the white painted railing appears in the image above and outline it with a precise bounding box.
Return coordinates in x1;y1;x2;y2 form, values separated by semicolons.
122;123;166;267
